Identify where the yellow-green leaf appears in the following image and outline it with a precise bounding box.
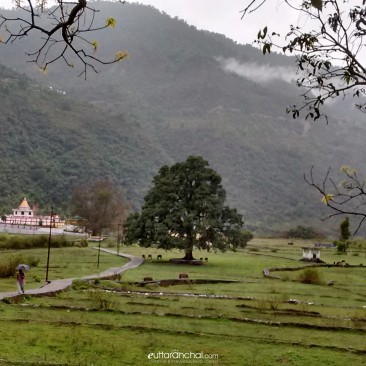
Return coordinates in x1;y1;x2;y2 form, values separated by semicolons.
115;51;128;62
321;194;333;204
91;40;99;51
38;66;48;75
340;165;356;175
106;17;116;28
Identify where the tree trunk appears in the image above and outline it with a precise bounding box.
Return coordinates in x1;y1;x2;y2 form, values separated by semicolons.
183;250;195;260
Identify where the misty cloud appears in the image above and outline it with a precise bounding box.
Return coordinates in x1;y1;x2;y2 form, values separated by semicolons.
217;57;297;84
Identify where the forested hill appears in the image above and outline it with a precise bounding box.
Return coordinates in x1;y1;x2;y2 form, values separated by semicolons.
0;64;166;214
0;2;365;233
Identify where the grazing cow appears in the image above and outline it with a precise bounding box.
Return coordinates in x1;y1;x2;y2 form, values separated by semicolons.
157;254;162;260
143;277;153;281
179;273;189;279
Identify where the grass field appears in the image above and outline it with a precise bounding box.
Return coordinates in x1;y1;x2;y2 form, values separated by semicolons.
0;246;128;292
0;237;366;365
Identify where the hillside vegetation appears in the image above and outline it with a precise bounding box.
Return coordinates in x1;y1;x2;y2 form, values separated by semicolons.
0;2;365;232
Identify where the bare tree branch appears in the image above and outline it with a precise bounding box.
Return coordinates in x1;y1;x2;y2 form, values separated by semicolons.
0;0;128;77
243;1;366;120
305;166;366;234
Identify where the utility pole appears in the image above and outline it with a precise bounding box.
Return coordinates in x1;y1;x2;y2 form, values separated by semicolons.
45;206;53;282
97;225;102;268
117;222;122;255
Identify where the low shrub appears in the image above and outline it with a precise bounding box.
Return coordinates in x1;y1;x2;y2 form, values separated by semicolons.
71;279;90;291
0;234;78;250
256;296;281;312
298;268;321;284
88;290;117;310
33;275;41;282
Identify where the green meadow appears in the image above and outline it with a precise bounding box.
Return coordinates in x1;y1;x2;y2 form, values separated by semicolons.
0;245;128;292
0;237;366;365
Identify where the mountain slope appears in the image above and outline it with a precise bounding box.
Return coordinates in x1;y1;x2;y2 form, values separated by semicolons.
0;64;166;213
0;3;365;233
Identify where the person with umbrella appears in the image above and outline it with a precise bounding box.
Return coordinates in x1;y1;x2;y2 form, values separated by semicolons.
16;264;29;294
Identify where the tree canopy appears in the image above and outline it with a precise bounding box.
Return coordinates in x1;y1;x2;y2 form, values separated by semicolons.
244;0;366;121
124;156;247;261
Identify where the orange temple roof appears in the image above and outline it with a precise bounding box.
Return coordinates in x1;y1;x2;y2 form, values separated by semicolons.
18;198;31;209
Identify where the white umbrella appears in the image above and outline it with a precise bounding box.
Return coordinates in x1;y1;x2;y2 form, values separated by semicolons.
16;264;30;271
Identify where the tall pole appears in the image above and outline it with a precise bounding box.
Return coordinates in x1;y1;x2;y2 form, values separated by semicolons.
45;206;53;282
117;222;122;255
97;225;102;268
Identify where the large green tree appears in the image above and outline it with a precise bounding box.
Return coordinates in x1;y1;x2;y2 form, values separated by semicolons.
124;156;246;261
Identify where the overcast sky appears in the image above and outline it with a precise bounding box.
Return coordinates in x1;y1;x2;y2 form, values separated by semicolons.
127;0;306;45
0;0;303;45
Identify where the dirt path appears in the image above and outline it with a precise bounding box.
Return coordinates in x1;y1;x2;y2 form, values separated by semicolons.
0;248;143;301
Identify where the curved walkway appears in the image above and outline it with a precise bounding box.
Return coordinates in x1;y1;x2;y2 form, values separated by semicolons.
0;248;143;301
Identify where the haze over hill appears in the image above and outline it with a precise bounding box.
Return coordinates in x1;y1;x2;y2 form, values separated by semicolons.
0;2;365;233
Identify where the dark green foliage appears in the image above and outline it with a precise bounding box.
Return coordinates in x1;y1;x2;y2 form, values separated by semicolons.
334;240;350;254
284;226;321;239
124;156;244;259
333;217;352;253
230;230;254;249
0;234;77;250
340;217;351;241
0;63;164;215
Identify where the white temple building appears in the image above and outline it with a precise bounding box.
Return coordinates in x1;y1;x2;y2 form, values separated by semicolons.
302;247;321;261
2;198;64;227
12;197;34;220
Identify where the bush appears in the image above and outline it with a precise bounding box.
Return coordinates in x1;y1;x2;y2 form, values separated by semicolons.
0;234;79;250
334;240;351;254
298;269;321;284
0;255;24;278
71;279;90;291
88;290;116;310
